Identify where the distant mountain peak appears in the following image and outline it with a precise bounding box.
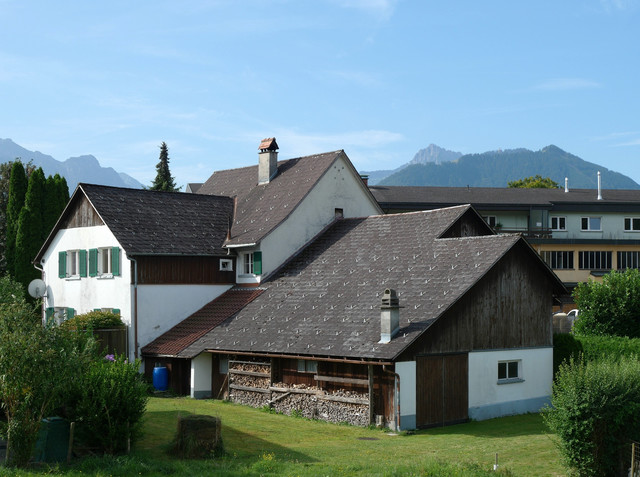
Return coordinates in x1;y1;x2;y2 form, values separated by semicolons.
0;138;143;190
409;144;462;165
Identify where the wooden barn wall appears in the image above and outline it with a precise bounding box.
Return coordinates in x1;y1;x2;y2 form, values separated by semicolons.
60;195;103;229
398;242;554;360
134;255;236;285
441;210;492;238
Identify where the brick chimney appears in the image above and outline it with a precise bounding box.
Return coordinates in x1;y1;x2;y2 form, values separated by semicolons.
258;137;279;184
380;288;400;343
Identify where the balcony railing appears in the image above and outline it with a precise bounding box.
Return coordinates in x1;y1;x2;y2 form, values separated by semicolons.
494;227;552;239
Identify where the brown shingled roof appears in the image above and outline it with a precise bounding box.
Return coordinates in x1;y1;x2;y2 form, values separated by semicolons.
141;287;264;358
197;151;347;246
179;205;560;361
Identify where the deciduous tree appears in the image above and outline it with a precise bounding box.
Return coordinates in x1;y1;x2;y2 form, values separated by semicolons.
507;175;559;188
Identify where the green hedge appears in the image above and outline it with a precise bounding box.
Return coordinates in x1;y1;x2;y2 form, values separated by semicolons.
61;310;124;331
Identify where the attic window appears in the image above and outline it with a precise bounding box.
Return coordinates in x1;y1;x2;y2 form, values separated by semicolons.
335;208;344;219
220;259;233;272
242;251;262;275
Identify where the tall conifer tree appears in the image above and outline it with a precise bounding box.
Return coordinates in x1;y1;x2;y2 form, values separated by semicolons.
5;162;28;277
149;142;179;191
14;168;45;289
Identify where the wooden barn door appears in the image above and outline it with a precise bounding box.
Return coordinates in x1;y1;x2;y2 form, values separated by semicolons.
416;353;468;428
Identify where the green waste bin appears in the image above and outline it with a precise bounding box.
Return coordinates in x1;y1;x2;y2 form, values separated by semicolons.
34;417;70;463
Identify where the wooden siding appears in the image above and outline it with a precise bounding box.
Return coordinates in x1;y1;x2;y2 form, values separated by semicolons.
399;241;554;360
416;354;468;428
60;194;104;228
134;255;236;285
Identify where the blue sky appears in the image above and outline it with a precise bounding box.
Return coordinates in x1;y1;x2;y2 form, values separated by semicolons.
1;0;639;188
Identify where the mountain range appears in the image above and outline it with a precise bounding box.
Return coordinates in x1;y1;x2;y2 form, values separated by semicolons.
364;144;640;190
0;139;143;191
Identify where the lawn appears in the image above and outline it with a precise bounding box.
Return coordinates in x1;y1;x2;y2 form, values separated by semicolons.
3;397;566;476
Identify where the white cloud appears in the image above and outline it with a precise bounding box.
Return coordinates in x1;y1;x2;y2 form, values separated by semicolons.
330;0;398;20
533;78;601;91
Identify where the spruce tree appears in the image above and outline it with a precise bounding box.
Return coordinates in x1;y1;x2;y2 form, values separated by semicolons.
5;162;28;277
149;142;180;192
14;168;45;290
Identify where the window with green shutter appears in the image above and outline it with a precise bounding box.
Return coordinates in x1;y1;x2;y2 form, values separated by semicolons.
58;251;67;278
111;247;120;276
79;250;87;277
253;251;262;275
89;248;98;277
45;307;55;326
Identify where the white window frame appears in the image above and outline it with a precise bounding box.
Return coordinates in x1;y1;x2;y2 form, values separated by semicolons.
67;250;80;278
497;359;523;384
97;247;113;277
484;215;497;227
551;216;566;231
220;258;233;272
624;217;640;232
581;216;602;231
243;252;254;275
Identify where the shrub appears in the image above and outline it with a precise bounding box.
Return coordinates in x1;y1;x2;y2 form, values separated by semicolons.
66;355;149;454
543;356;640;476
61;310;124;331
577;334;640;363
573;268;640;338
553;333;583;377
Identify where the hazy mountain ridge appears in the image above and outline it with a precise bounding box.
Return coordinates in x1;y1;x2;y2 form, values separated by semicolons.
0;138;143;190
368;144;639;189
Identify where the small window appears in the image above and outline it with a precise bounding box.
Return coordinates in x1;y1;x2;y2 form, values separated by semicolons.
89;247;120;278
551;216;566;231
335;208;344;219
297;359;318;374
581;217;601;231
484;216;497;227
59;250;87;278
220;259;233;272
242;251;262;275
45;307;75;326
498;360;522;383
624;218;640;232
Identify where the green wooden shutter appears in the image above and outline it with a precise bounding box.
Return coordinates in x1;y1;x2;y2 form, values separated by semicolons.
58;251;67;278
111;247;120;276
65;308;75;320
45;307;55;326
89;248;98;277
253;251;262;275
79;250;87;277
112;308;120;315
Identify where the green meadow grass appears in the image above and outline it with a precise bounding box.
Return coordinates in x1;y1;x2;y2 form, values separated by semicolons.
1;396;565;476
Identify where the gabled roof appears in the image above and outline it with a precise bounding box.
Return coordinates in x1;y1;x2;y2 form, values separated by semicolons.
371;185;640;210
196;150;379;246
36;184;234;261
141;287;264;358
171;205;562;361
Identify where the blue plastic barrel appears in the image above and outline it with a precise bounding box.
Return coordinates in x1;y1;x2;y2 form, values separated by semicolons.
153;366;169;391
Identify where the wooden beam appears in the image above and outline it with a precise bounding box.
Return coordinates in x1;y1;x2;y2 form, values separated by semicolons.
229;384;270;394
368;364;374;425
314;375;369;385
229;369;270;378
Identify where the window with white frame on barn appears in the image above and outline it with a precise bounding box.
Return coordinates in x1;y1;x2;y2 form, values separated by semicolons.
581;216;601;231
550;216;566;231
242;251;262;275
219;258;233;272
58;250;87;279
624;218;640;232
497;360;522;384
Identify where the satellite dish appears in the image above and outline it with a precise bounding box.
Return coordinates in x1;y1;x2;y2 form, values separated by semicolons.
28;279;47;298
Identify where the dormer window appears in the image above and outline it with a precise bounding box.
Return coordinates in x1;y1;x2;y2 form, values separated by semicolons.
242;251;262;275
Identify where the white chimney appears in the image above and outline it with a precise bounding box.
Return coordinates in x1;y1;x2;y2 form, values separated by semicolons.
380;289;401;343
565;177;569;193
258;137;279;184
597;171;602;200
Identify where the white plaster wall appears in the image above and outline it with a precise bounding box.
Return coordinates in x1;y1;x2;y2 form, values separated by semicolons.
396;361;416;431
468;348;552;416
136;284;232;349
558;212;627;240
260;154;380;277
191;352;213;399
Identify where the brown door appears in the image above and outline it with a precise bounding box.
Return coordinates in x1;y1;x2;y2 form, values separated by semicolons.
416;353;468;428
